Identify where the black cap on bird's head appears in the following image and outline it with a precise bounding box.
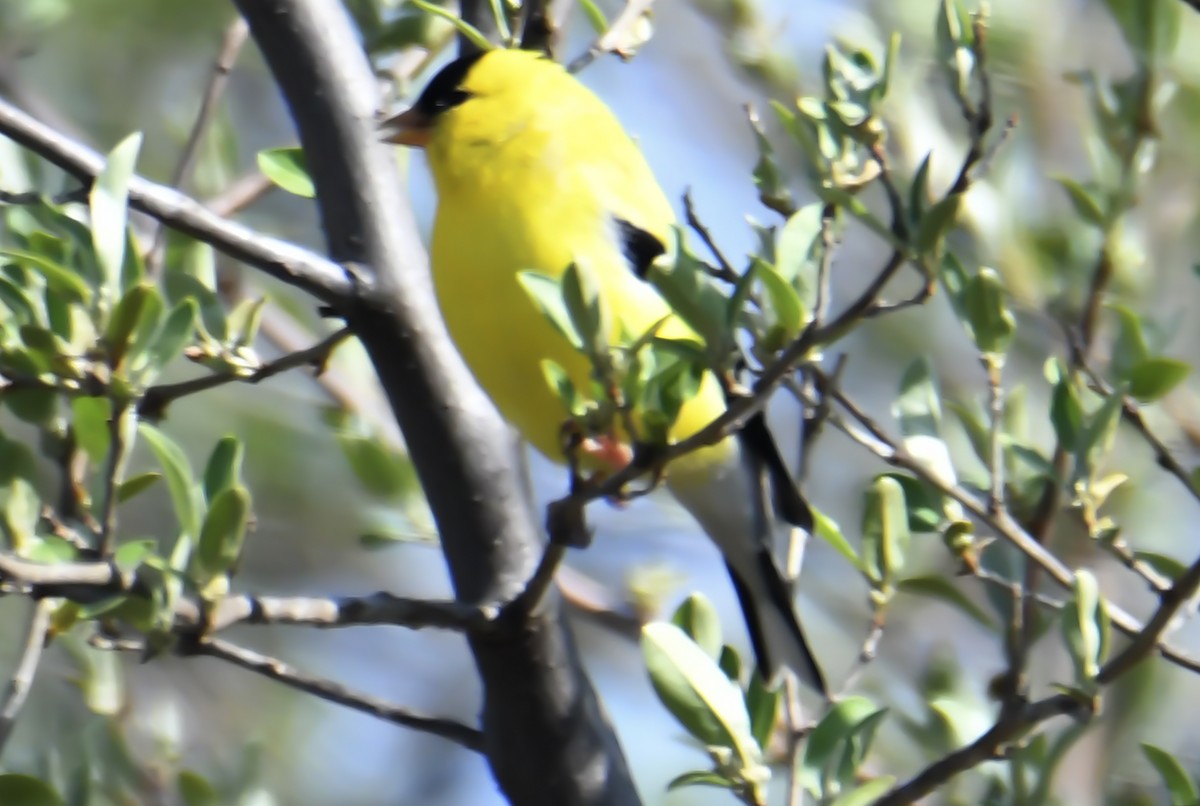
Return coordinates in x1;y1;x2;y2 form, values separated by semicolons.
379;50;486;147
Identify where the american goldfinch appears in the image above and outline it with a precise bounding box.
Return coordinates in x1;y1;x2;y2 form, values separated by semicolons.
382;48;826;694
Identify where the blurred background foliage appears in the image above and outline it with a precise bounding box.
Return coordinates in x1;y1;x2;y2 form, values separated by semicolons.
0;0;1197;804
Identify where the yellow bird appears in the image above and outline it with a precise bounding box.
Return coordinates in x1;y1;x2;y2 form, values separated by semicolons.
382;48;826;694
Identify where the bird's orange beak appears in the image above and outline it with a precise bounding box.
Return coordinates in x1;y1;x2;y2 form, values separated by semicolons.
379;106;432;148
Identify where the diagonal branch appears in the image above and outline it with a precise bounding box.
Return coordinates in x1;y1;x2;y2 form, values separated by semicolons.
0;601;52;756
0;97;355;303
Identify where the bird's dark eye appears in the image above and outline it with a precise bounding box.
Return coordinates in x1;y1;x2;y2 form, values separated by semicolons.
433;88;471;111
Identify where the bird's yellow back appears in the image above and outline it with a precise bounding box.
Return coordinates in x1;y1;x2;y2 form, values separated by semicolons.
423;50;732;478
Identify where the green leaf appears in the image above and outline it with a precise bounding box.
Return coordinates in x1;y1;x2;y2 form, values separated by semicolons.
336;433;417;499
878;473;942;532
893;358;957;488
71;396;112;465
1126;357;1190;402
118;471;162;503
104;283;153;369
139;423;199;538
561;261;608;360
177;770;221;806
671;593;723;660
1133;550;1186;582
1109;303;1150;378
1049;376;1084;451
113;538;157;575
642;623;760;757
0;249;92;305
1060;569;1109;685
666;771;735;792
1142;742;1200;805
256;147;315;198
541;359;585;418
813;507;864;571
897;576;996;630
1054;176;1107;227
745;671;780;750
0;774;66;806
518;271;582;350
147;298;198;370
196;485;251;578
861;475;910;586
755;258;807;347
801;696;880;795
202;435;244;503
913;194;960;254
962;268;1015;355
90;132;143;295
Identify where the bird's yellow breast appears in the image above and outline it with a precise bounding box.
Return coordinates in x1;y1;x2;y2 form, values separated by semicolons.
425;62;734;481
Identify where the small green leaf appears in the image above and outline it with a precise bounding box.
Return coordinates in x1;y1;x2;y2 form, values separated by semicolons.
642;623;759;756
755;258;807;347
914;194;960;254
541;359;585;419
0;774;66;806
177;770;221;806
802;696;880;795
203;435;244;502
336;433;417;499
196;485;251;578
71;396;112;465
1142;742;1200;805
147;298;198;371
861;475;911;586
561;261;608;360
671;593;723;660
1109;304;1150;378
518;271;582;350
962;268;1015;355
1060;569;1109;685
1049;376;1084;451
113;539;157;574
1134;550;1185;582
256;147;315;198
745;672;780;749
0;249;92;305
813;507;864;571
1126;357;1190;402
118;471;162;503
90;132;143;294
666;771;735;792
104;283;153;369
1054;176;1107;227
878;473;942;532
139;423;199;538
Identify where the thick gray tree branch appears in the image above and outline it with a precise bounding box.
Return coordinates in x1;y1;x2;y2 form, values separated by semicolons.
229;1;640;804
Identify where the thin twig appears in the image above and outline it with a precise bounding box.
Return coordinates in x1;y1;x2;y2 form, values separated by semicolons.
138;327;352;419
0;601;52;756
146;15;250;276
683;190;737;283
185;637;484;750
567;0;656;73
